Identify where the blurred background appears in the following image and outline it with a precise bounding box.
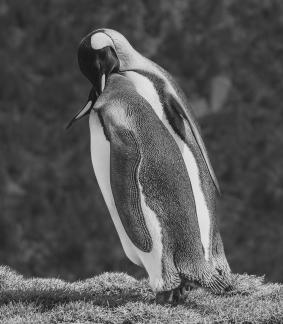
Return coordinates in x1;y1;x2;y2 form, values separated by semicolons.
1;0;283;283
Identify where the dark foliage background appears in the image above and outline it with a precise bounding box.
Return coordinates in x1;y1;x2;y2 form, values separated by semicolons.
1;0;283;283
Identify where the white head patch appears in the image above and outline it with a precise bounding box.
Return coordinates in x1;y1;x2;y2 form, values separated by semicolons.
91;32;115;50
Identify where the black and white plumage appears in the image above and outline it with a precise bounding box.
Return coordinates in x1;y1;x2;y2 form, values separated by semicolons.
68;29;231;302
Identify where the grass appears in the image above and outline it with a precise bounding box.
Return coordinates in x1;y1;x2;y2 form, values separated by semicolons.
0;267;282;323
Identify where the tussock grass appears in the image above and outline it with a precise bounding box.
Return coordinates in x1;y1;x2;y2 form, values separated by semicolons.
0;266;282;323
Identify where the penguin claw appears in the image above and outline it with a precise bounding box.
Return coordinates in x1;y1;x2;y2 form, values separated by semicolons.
180;286;186;296
168;291;174;303
178;286;188;303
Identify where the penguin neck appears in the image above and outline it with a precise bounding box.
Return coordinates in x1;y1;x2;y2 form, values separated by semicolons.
89;110;110;142
118;49;148;72
89;111;96;138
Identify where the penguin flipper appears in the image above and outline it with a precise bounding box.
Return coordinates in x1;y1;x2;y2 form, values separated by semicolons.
167;95;220;193
110;127;153;253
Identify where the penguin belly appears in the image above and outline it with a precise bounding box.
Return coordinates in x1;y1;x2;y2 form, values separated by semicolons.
89;111;140;265
123;71;212;261
89;110;165;290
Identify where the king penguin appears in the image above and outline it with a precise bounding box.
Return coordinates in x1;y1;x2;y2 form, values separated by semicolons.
67;29;231;303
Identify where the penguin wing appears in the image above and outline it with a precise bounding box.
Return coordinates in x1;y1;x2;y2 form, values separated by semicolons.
109;126;153;253
166;93;220;193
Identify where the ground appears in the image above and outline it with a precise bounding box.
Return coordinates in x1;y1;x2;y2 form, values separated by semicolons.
0;267;282;324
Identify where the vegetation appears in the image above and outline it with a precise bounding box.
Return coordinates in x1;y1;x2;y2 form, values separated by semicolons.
0;266;281;324
1;0;283;286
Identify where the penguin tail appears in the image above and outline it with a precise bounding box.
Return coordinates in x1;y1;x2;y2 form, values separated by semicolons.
213;255;232;278
181;263;233;294
212;235;232;278
205;272;233;294
201;265;233;294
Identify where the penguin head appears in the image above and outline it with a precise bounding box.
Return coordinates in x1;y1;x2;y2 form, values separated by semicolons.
66;29;143;128
78;32;120;92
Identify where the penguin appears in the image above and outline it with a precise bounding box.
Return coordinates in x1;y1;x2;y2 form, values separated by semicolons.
67;29;231;302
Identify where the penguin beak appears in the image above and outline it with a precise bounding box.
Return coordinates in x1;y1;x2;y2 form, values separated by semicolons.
101;73;106;93
66;88;98;129
65;71;109;129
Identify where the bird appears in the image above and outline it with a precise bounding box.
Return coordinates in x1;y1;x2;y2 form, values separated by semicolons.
67;29;232;303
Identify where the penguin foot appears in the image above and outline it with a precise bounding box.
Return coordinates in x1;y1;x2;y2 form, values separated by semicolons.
155;286;187;305
182;278;201;291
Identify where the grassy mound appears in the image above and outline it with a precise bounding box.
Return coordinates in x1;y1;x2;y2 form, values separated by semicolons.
0;266;282;323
